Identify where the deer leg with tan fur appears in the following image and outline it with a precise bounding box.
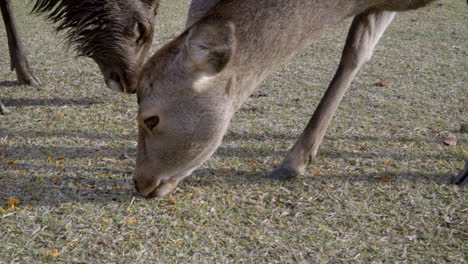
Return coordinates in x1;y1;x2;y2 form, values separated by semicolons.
1;0;42;87
268;9;396;180
0;100;8;114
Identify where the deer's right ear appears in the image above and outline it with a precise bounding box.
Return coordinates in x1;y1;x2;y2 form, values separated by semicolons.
183;16;236;77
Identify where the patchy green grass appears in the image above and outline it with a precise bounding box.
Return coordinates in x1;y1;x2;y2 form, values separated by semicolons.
1;0;467;263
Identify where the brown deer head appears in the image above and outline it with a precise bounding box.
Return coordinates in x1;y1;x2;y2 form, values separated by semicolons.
134;15;237;197
33;0;160;93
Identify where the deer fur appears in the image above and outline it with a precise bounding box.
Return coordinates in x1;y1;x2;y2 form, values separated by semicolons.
134;0;467;197
0;0;159;104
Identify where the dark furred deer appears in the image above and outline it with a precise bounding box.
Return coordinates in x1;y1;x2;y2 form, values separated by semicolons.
134;0;467;198
0;0;160;113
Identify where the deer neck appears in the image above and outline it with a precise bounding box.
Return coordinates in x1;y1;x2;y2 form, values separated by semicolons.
212;0;366;110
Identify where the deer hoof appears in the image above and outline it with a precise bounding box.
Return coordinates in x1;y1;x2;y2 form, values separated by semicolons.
267;165;299;180
19;75;42;87
452;167;467;187
17;68;42;86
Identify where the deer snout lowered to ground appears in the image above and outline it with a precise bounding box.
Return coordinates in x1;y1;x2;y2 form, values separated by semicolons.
0;0;160;113
134;0;467;198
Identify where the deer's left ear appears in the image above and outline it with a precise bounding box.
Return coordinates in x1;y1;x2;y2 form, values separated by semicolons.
183;15;236;77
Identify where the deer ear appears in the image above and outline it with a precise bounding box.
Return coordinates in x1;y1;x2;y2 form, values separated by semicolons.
184;16;236;77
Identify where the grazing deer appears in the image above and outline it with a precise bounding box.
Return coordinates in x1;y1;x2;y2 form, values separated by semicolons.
134;0;467;198
0;0;160;113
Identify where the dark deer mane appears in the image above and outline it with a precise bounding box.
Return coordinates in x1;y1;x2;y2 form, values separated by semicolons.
31;0;157;58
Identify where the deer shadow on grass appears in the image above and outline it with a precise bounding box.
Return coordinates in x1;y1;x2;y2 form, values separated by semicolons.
225;130;445;144
0;133;461;206
186;167;457;192
192;132;462;188
0;129;136;141
0;80;23;87
0;141;137;206
1;97;103;107
219;132;460;160
0;164;457;208
0;170;135;206
216;145;458;161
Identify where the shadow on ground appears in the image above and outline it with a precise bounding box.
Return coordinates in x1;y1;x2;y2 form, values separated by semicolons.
0;81;23;87
0;131;462;207
0;166;459;208
0;129;136;141
1;97;102;107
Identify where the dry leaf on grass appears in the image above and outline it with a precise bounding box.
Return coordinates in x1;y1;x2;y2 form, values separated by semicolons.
250;230;261;240
66;242;78;247
6;197;20;209
6;160;19;165
125;218;138;225
374;81;392;87
443;136;457;146
45;249;60;258
168;196;177;205
376;176;391;182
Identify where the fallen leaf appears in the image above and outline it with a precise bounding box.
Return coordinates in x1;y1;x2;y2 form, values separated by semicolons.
125;218;138;224
376;176;391;183
250;230;261;240
443;136;457;146
45;249;60;258
6;160;19;165
66;242;78;247
168;196;177;205
374;81;391;87
7;197;20;209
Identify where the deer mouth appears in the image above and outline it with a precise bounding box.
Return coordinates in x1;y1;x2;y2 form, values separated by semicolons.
97;61;136;94
146;181;178;198
134;178;179;198
104;71;136;94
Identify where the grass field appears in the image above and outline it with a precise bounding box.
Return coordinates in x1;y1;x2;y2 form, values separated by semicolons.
0;0;467;263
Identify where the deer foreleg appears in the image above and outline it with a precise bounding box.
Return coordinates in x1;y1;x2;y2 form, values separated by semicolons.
452;158;467;187
0;100;9;114
269;9;396;180
0;0;41;86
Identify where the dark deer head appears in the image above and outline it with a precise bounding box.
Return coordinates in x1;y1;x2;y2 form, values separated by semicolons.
33;0;160;93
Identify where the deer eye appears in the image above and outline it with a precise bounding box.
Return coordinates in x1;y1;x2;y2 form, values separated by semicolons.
144;116;160;130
